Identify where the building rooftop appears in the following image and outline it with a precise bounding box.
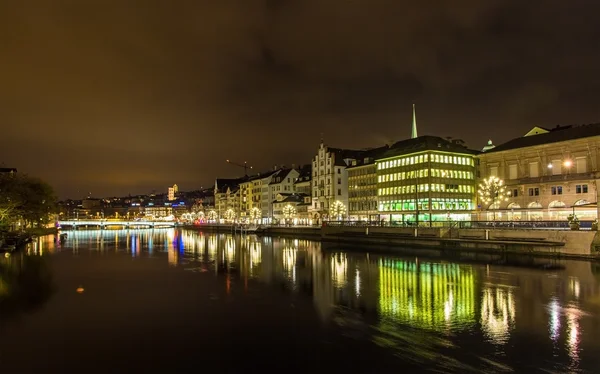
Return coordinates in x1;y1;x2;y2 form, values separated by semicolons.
485;124;600;154
214;177;249;193
347;145;390;169
381;136;479;159
0;167;17;173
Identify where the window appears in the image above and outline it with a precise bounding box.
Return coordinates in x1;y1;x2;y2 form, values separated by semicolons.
576;184;589;194
337;178;341;184
489;166;498;177
337;189;341;196
509;164;518;180
512;189;519;197
337;168;341;174
576;158;587;173
528;187;540;196
551;186;563;195
551;160;562;175
529;162;539;178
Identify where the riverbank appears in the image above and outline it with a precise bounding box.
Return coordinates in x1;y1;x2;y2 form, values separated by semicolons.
0;227;58;252
183;224;600;259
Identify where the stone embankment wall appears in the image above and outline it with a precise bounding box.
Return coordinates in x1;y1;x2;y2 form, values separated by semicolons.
184;224;600;258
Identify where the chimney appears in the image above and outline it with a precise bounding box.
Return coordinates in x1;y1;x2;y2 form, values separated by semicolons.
292;163;296;169
273;165;277;171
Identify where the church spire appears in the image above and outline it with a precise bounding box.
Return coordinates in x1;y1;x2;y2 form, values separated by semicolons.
411;103;418;139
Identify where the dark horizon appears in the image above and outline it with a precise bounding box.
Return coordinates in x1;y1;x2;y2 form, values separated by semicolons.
2;1;599;198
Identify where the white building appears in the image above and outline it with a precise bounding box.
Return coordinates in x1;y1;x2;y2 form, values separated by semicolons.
311;141;376;221
168;184;178;201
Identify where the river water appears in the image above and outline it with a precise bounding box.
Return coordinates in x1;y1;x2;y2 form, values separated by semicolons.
1;229;600;373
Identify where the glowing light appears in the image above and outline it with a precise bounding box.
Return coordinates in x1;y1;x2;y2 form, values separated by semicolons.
566;309;580;363
331;253;348;288
478;176;509;208
548;298;561;341
249;207;262;223
207;210;218;222
330;201;347;220
564;160;573;168
225;237;235;263
283;204;297;221
76;287;85;293
378;259;476;331
355;269;361;297
480;286;516;345
570;278;580;299
225;209;236;222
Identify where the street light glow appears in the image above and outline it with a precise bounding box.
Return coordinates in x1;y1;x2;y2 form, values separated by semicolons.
564;160;572;168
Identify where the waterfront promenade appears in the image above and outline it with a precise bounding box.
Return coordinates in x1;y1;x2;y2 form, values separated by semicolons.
182;222;600;259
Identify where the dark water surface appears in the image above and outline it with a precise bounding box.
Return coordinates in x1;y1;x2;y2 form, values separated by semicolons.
1;229;600;373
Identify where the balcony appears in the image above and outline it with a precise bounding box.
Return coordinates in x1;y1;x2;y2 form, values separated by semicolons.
514;171;598;185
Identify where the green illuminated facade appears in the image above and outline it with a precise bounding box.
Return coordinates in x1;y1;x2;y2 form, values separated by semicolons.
378;258;476;330
376;136;479;223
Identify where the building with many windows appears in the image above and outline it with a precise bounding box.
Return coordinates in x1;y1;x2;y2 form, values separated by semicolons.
347;146;389;221
477;124;600;221
376;136;479;224
311;141;378;221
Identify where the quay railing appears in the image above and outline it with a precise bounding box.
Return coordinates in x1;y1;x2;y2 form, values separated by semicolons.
322;220;595;230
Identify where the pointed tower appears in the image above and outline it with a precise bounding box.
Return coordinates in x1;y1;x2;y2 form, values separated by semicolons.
411;104;418;139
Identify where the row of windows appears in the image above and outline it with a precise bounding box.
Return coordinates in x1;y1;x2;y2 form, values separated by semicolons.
378;184;474;195
349;190;377;198
378;169;474;182
378;154;474;170
348;167;375;177
379;198;474;212
491;158;588;180
349;201;377;211
313;189;342;197
523;184;590;197
350;178;377;187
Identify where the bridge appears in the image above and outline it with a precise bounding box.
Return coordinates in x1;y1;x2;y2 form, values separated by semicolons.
58;219;176;229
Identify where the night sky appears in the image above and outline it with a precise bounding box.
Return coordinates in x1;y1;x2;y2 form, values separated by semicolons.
1;1;599;198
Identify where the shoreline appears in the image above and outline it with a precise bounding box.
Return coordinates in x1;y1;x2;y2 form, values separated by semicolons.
181;224;600;261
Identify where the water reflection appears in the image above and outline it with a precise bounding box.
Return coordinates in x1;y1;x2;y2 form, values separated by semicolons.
0;249;54;324
378;259;476;331
12;229;600;372
480;286;516;344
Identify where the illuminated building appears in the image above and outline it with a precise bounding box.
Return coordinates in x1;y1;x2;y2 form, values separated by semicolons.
167;184;178;201
376;136;478;223
311;139;387;222
267;168;300;220
347;148;388;221
378;259;476;330
214;177;247;221
272;193;310;224
477;124;600;221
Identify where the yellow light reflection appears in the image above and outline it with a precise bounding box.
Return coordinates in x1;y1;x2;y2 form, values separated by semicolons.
566;309;580;363
250;241;262;267
378;259;476;331
480;286;516;345
283;247;297;284
548;298;561;342
208;237;218;261
225;237;235;263
331;253;348;289
168;247;177;266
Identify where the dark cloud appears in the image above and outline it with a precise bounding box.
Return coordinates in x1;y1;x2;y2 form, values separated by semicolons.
1;0;599;197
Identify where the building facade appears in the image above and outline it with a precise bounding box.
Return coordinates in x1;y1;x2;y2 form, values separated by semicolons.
311;142;375;221
347;148;388;221
376;136;478;224
477;124;600;221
